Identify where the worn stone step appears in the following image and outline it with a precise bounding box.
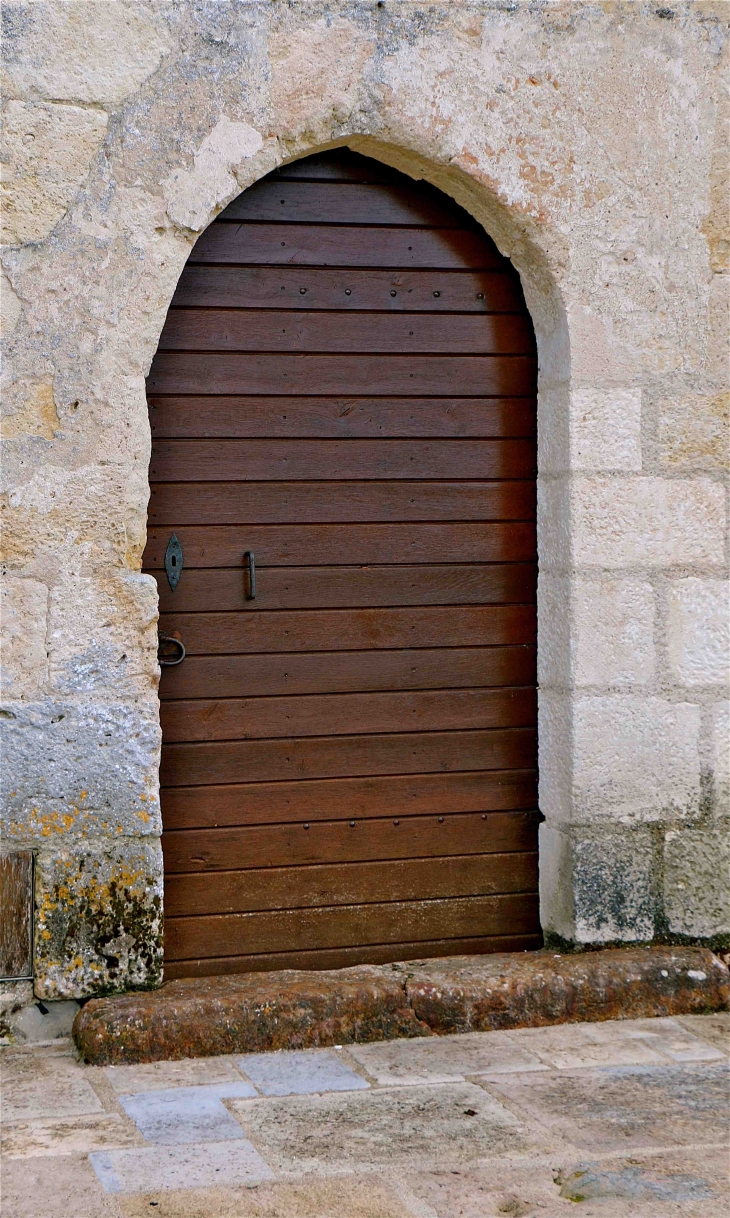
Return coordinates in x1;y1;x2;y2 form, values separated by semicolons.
73;946;729;1066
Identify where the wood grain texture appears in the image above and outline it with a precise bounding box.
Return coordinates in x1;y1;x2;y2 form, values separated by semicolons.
162;811;541;873
148;439;536;482
216;181;464;226
158;309;534;354
159;645;536;699
145;524;536;570
160;769;538;829
153;564;537;613
189;223;505;269
165;892;540;960
162;934;544;977
148;481;535;525
164;851;539;916
160;686;536;743
147;353;537;396
160;728;537;787
157;605;536;654
148;148;539;973
148;397;536;439
170;268;526;312
0;853;33;979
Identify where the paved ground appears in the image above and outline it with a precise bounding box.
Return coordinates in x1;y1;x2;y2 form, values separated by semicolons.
1;1012;728;1217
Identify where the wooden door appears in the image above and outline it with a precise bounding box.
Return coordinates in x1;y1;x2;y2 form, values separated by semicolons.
143;150;540;979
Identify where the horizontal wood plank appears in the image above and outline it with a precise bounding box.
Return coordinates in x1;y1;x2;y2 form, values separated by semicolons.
146;523;536;570
147;353;537;396
152;565;536;614
149;439;536;482
164;851;539;916
148;481;535;525
162;810;541;873
160;646;536;699
157;605;536;655
158;310;534;354
170;268;526;312
160;727;537;786
160;687;537;743
190;223;505;269
160;769;538;830
217;181;465;226
163;933;544;976
165;892;540;960
148;397;536;439
267;153;397;182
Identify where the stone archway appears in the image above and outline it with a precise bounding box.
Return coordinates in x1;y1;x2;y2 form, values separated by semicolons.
5;5;722;1000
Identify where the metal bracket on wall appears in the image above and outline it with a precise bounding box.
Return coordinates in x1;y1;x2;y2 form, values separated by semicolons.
165;533;183;592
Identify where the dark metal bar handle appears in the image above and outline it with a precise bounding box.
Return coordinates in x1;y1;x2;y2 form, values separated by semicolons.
244;551;256;600
158;632;186;667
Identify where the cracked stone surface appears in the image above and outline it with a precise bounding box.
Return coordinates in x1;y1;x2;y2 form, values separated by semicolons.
1;1012;728;1216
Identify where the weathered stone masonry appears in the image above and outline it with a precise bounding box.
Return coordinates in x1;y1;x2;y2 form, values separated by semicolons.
1;1;728;999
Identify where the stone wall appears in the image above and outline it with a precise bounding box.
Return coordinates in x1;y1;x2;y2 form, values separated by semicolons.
1;0;727;998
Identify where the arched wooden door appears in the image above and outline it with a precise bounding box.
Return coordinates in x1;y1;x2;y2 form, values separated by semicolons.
143;150;540;979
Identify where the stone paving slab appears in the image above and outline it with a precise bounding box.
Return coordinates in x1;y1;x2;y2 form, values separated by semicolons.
0;1050;105;1121
232;1082;529;1174
1;1112;141;1158
348;1027;548;1084
105;1055;244;1093
115;1176;415;1218
238;1048;370;1095
73;947;729;1065
498;1014;727;1070
118;1082;258;1144
3;1012;729;1215
90;1140;275;1193
677;1011;730;1054
403;1147;730;1218
1;1154;122;1218
483;1060;730;1153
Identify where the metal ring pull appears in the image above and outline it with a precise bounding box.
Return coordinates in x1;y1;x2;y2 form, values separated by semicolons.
158;631;186;667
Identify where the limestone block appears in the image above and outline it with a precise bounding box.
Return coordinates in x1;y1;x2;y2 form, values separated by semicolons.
0;577;48;698
0;272;22;336
2;1;167;104
536;477;570;571
712;702;730;813
656;392;729;471
538;822;574;941
573;577;655;686
537;692;572;823
164;116;264;232
1;379;60;441
573;696;701;821
536;573;571;686
667;579;730;687
664;828;730;939
0;101;108;245
572;826;659;943
0;699;161;845
48;573;159;696
34;840;164;999
535;385;570;477
570;388;642;472
572;477;725;569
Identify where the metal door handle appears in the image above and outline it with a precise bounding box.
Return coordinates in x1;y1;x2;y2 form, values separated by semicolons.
244;551;256;599
158;632;186;666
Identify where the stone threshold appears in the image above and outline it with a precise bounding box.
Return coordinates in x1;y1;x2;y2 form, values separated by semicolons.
73;946;729;1066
